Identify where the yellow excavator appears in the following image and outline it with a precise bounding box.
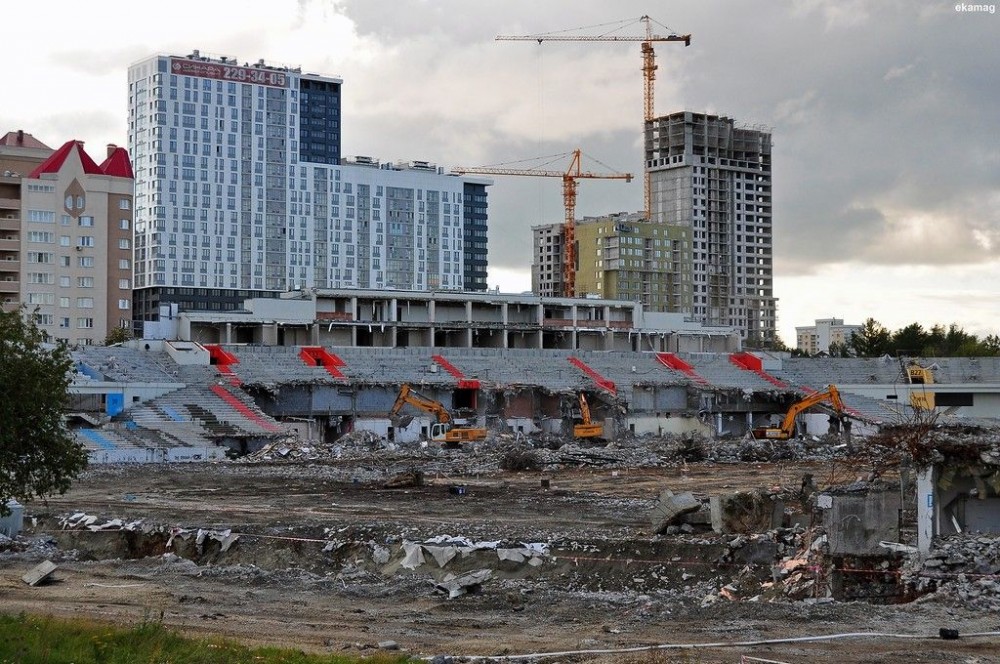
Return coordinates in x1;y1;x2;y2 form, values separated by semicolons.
751;385;848;440
389;383;487;445
573;393;604;439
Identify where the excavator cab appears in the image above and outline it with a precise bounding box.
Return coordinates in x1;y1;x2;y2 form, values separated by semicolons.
390;384;487;446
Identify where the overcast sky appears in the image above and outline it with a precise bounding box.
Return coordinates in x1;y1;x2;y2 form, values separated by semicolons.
2;0;997;344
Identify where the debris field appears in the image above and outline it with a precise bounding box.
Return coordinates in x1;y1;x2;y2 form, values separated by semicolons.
2;432;999;663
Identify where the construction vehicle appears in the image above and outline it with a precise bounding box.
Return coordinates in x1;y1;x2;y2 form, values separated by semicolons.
751;385;848;440
903;360;936;411
573;393;604;439
389;384;487;445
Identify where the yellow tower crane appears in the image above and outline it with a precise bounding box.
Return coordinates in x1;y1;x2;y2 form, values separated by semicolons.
497;16;691;220
453;149;632;298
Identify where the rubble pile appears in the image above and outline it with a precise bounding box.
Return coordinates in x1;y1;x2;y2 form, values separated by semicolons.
904;535;1000;611
717;526;832;603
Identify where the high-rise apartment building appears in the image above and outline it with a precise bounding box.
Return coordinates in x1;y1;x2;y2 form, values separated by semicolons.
1;131;53;313
128;51;489;327
646;111;777;343
532;213;693;311
0;134;134;344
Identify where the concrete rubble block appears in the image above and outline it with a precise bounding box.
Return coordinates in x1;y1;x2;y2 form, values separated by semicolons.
710;490;785;534
434;569;492;599
649;490;702;534
823;490;902;556
22;560;58;587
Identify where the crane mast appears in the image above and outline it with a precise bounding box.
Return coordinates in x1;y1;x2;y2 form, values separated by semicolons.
497;16;690;220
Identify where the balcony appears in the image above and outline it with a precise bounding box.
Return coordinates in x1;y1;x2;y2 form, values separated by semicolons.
0;278;20;294
0;197;21;211
0;238;19;251
0;216;19;231
0;258;20;273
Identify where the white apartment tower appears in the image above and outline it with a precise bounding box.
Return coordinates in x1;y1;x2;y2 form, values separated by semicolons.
128;51;488;326
646;111;777;344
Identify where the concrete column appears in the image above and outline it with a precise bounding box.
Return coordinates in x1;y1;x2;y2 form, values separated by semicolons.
605;330;613;351
391;325;398;348
224;322;232;344
501;302;509;326
350;296;358;319
916;466;938;555
311;323;319;345
503;329;509;349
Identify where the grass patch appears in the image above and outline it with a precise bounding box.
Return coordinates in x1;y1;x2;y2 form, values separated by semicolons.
0;613;408;664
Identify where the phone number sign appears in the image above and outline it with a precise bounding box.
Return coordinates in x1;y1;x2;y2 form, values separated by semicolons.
170;58;288;88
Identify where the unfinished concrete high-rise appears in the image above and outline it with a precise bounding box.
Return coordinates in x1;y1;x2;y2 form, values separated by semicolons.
646;111;777;344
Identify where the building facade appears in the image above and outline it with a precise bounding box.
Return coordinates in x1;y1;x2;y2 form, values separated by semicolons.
0;131;53;313
10;139;134;345
645;111;777;343
532;213;693;312
127;51;490;328
796;318;862;355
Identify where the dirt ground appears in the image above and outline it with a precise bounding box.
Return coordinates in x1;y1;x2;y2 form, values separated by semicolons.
2;448;999;663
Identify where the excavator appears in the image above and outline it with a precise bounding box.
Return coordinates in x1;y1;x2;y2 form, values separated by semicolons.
573;393;604;439
751;384;849;440
388;383;487;445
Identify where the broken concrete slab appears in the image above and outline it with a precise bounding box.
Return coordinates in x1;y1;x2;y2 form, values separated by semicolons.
434;569;492;599
22;560;58;587
710;490;785;534
649;490;701;534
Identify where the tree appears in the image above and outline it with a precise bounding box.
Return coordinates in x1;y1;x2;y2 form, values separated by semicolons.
0;307;88;514
849;318;891;357
103;326;133;346
827;340;850;358
890;323;927;357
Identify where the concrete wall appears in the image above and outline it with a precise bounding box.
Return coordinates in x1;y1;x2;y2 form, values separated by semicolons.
88;446;228;464
821;491;901;556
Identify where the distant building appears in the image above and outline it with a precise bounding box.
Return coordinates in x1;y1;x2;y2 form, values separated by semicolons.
0;130;53;313
796;318;862;355
532;212;693;312
645;111;777;343
1;135;134;344
127;51;490;331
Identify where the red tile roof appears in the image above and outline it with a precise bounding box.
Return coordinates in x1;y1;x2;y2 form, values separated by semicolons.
99;147;134;179
29;140;104;178
0;130;51;150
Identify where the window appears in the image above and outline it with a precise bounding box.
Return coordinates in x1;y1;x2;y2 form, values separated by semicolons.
27;210;55;223
118;299;130;310
77;317;94;329
77;236;95;248
26;251;53;264
59;276;70;287
119;259;130;269
119;199;131;210
59;235;70;247
59;297;70;308
78;216;94;227
34;313;54;326
27;272;53;285
77;277;94;288
76;297;94;308
27;231;54;243
118;278;130;289
120;219;130;230
78;256;94;268
119;238;131;250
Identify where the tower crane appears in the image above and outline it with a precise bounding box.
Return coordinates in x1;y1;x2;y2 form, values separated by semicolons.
497;16;690;220
453;149;632;298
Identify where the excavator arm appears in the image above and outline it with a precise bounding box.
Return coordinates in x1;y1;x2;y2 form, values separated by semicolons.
389;384;451;424
573;393;604;439
754;385;846;440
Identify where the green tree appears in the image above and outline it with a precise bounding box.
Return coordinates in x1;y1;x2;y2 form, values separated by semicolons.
827;340;850;358
849;318;891;357
0;307;88;514
103;326;133;346
982;334;1000;356
890;323;927;357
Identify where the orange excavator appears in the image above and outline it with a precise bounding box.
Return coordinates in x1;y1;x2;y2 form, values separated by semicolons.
751;385;848;440
389;384;487;445
573;393;604;439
